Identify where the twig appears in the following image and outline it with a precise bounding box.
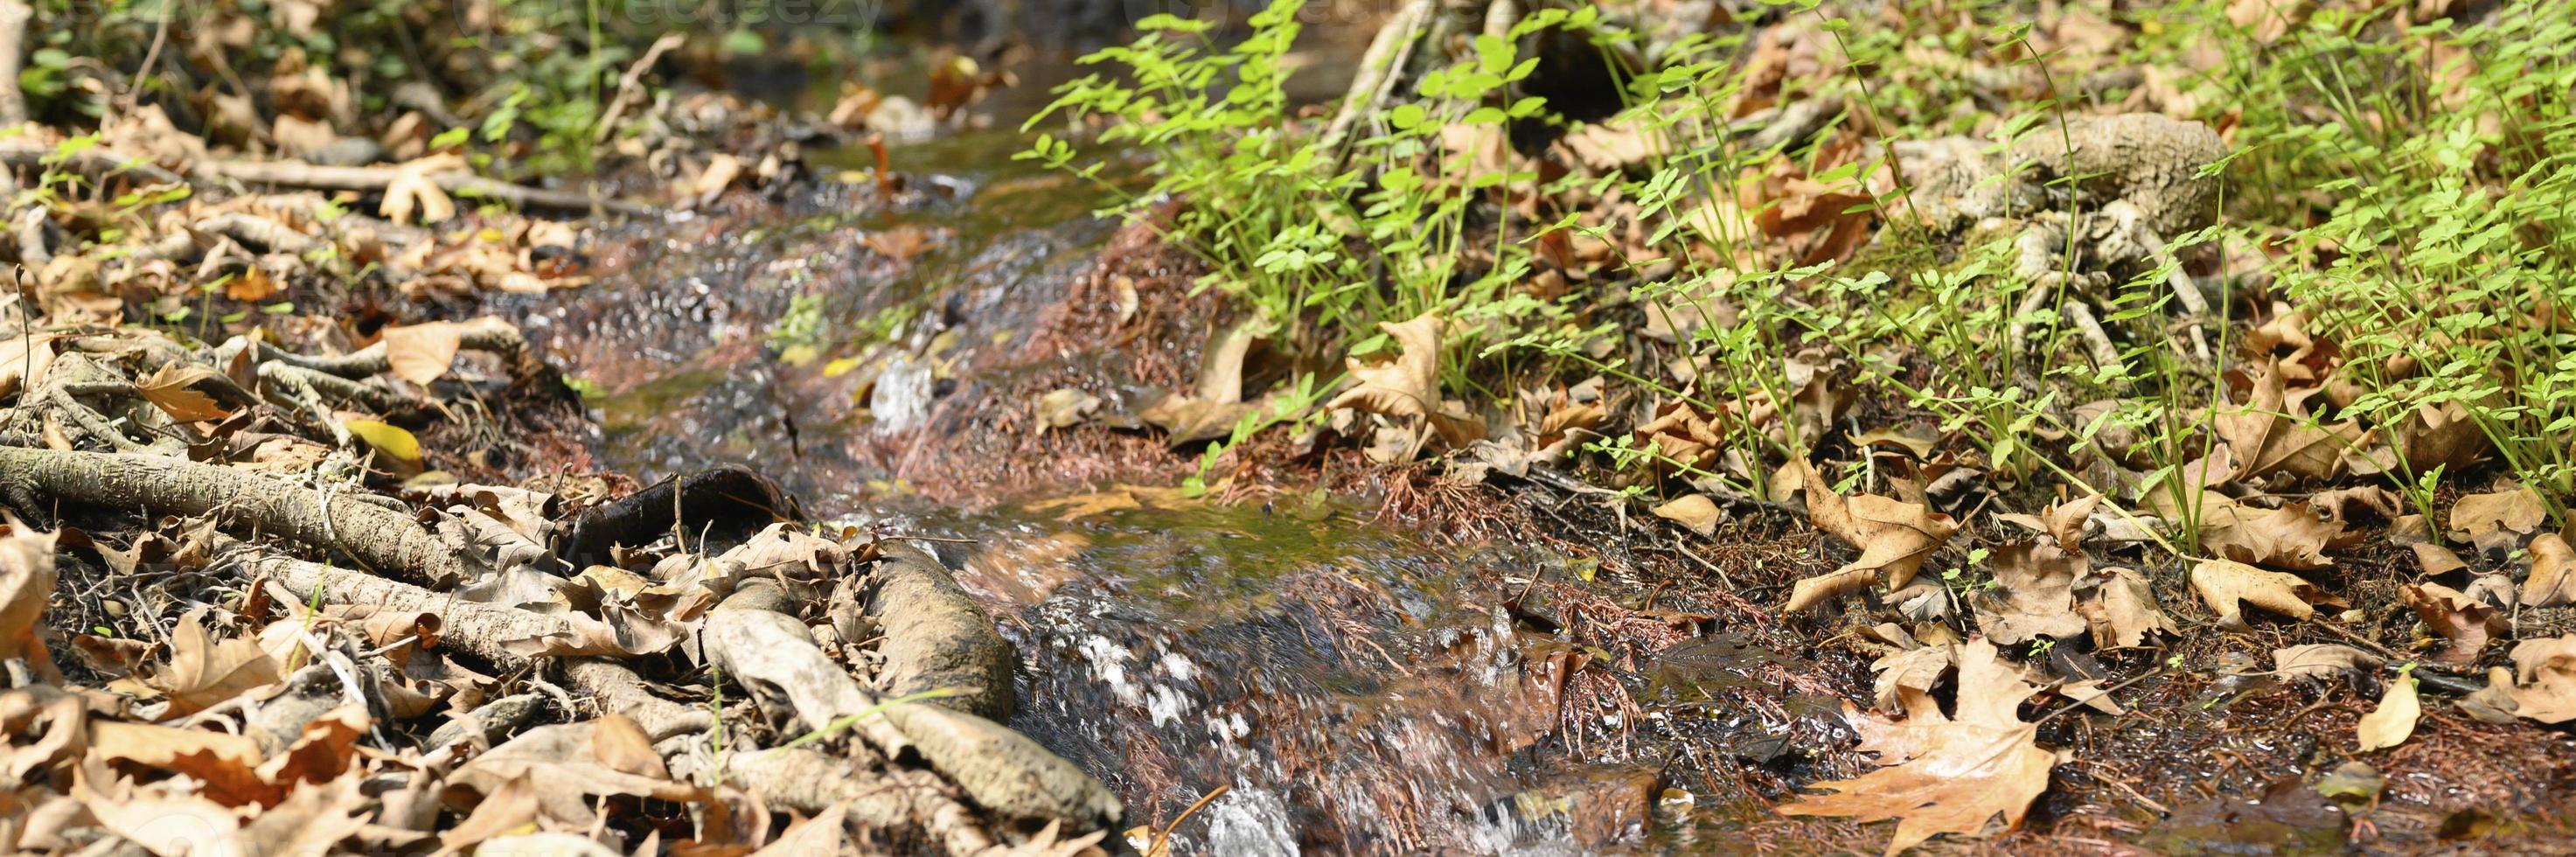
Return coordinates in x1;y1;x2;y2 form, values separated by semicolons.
1151;784;1232;857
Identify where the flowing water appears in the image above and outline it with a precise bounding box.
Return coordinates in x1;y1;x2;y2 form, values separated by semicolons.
505;52;1863;853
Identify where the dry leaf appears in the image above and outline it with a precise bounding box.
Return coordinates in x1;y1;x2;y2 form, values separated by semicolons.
1036;387;1103;429
2448;486;2547;554
2271;644;2383;682
133;363;230;422
1786;459;1960;611
2355;670;2419;752
0;522;63;682
1973;540;2089;644
754;800;850;856
2080;567;2175;649
1139;318;1264;445
2524;534;2576;608
381;154;464;225
0;333;59;399
1651;495;1725;537
1778;638;2063;855
2215;361;2361;484
2400;582;2504;665
2493;637;2576;723
379;321;464;386
1870;644;1952;713
1326;311;1484;449
447;721;708;827
2199;500;2358;571
2189;559;2322;629
145;609;282;717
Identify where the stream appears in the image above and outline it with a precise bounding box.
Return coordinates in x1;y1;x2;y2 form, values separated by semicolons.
497;54;1849;855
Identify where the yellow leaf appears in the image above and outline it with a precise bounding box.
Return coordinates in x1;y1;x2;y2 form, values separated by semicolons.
344;419;421;463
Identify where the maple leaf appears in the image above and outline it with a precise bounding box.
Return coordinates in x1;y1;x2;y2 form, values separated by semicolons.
1779;638;2064;855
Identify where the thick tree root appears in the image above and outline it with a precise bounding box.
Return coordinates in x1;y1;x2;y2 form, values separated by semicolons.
703;594;1123;831
870;542;1018;721
0;446;467;583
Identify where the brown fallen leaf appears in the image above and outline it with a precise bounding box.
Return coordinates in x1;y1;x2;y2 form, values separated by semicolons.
1973;540;2089;645
2189;558;2324;629
2271;644;2384;683
1035;387;1102;428
0;521;64;684
2215;360;2362;484
2198;499;2358;571
1786;459;1961;611
2400;582;2505;665
2354;669;2419;752
1326;310;1485;450
1138;318;1265;445
381;153;464;225
2524;534;2576;608
1778;638;2063;855
1869;644;1953;713
446;721;710;827
144;609;282;717
2078;566;2176;649
1650;494;1725;537
134;363;230;422
2486;637;2576;723
2448;486;2547;554
0;332;59;400
379;321;465;386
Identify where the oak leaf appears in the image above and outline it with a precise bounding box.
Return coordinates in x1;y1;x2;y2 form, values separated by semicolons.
1973;540;2089;645
2400;582;2505;665
1779;638;2062;855
2523;534;2576;608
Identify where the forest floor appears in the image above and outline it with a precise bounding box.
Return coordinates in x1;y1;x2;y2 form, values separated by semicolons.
7;0;2576;855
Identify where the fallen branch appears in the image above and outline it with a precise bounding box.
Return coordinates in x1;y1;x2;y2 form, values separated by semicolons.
0;142;188;186
198;159;657;217
0;446;466;583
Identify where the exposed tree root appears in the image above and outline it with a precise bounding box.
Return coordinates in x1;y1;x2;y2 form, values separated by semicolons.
703;591;1124;831
870;541;1018;721
198;159;657;217
0;446;467;583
